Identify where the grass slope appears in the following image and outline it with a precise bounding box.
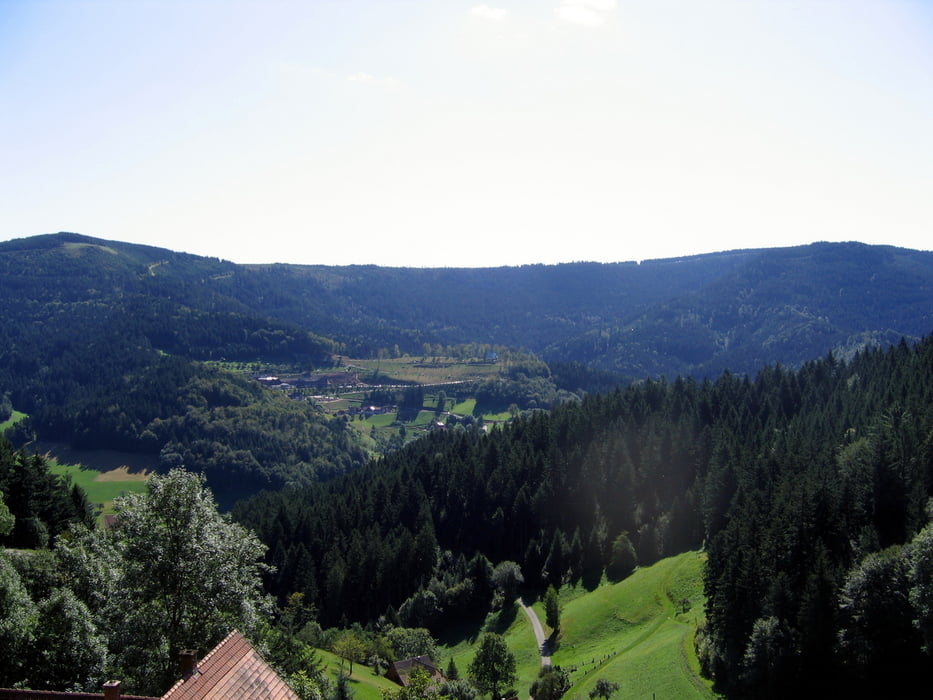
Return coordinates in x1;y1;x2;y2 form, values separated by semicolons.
554;551;717;700
0;409;27;433
440;602;542;698
435;551;715;700
317;648;401;700
43;447;153;522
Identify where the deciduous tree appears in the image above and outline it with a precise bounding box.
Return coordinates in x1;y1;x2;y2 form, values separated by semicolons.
0;553;37;686
588;679;619;700
491;561;523;606
333;630;366;675
60;469;271;695
0;490;13;537
529;667;569;700
468;633;516;700
908;519;933;654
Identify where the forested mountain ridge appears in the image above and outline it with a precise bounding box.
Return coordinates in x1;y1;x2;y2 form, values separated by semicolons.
235;242;933;375
4;233;930;373
3;232;933;698
1;232;932;500
553;242;933;378
0;233;366;503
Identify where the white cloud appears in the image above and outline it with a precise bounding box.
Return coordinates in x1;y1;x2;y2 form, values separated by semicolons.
555;0;615;27
470;5;508;21
568;0;617;10
555;6;603;27
348;72;402;89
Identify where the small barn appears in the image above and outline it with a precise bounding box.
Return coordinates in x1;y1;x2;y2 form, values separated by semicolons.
385;656;446;688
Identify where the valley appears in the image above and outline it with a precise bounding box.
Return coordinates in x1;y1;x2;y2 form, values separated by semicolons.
2;233;933;699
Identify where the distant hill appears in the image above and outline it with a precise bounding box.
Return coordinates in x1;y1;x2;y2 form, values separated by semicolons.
3;233;933;696
5;235;928;381
546;242;933;378
1;232;931;498
0;233;365;504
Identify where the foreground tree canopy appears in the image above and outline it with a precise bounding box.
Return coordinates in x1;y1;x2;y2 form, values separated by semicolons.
2;468;270;695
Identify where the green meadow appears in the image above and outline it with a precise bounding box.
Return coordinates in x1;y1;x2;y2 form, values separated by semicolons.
317;648;401;700
0;409;27;433
440;602;543;699
34;442;156;521
2;415;153;522
433;551;717;700
553;551;717;700
48;461;150;521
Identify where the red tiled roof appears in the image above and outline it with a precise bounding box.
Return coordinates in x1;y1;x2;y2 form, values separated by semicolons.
0;690;155;700
161;630;298;700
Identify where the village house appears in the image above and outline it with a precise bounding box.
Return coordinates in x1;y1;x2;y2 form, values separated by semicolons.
385;656;446;688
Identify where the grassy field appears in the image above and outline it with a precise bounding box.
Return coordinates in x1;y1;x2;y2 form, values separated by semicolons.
317;648;401;700
341;554;717;700
0;409;27;433
343;357;501;386
431;551;717;700
552;551;718;700
36;442;155;521
48;461;150;521
50;461;149;506
439;603;543;699
0;416;153;522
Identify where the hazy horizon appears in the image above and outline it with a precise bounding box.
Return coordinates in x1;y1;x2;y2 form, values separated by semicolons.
2;1;932;267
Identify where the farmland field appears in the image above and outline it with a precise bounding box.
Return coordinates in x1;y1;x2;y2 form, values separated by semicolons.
38;442;156;521
342;357;502;385
0;409;27;433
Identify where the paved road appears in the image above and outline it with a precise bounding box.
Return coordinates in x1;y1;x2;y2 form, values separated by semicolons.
518;598;552;667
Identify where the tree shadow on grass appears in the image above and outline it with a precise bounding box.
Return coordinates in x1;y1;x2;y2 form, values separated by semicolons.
581;567;603;592
435;608;490;647
486;602;518;635
522;590;541;606
435;601;521;650
546;630;560;655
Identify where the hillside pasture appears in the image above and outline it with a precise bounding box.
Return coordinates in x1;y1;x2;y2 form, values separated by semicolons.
316;648;401;700
553;551;716;700
440;602;543;699
38;442;155;521
435;552;715;700
0;409;27;433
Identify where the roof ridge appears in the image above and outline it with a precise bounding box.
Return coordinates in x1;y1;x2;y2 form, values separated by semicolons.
160;629;240;698
197;629;240;668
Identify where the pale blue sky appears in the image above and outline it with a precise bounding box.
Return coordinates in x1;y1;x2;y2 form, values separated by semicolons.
1;0;931;266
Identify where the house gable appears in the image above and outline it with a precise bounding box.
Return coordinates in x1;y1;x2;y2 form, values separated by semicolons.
161;630;298;700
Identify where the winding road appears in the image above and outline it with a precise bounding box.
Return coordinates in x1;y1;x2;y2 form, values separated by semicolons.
518;598;552;668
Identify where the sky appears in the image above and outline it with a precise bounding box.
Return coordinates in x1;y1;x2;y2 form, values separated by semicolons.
1;0;931;267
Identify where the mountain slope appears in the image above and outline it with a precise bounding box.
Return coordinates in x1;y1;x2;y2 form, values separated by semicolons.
6;234;928;382
545;242;933;378
0;233;365;503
